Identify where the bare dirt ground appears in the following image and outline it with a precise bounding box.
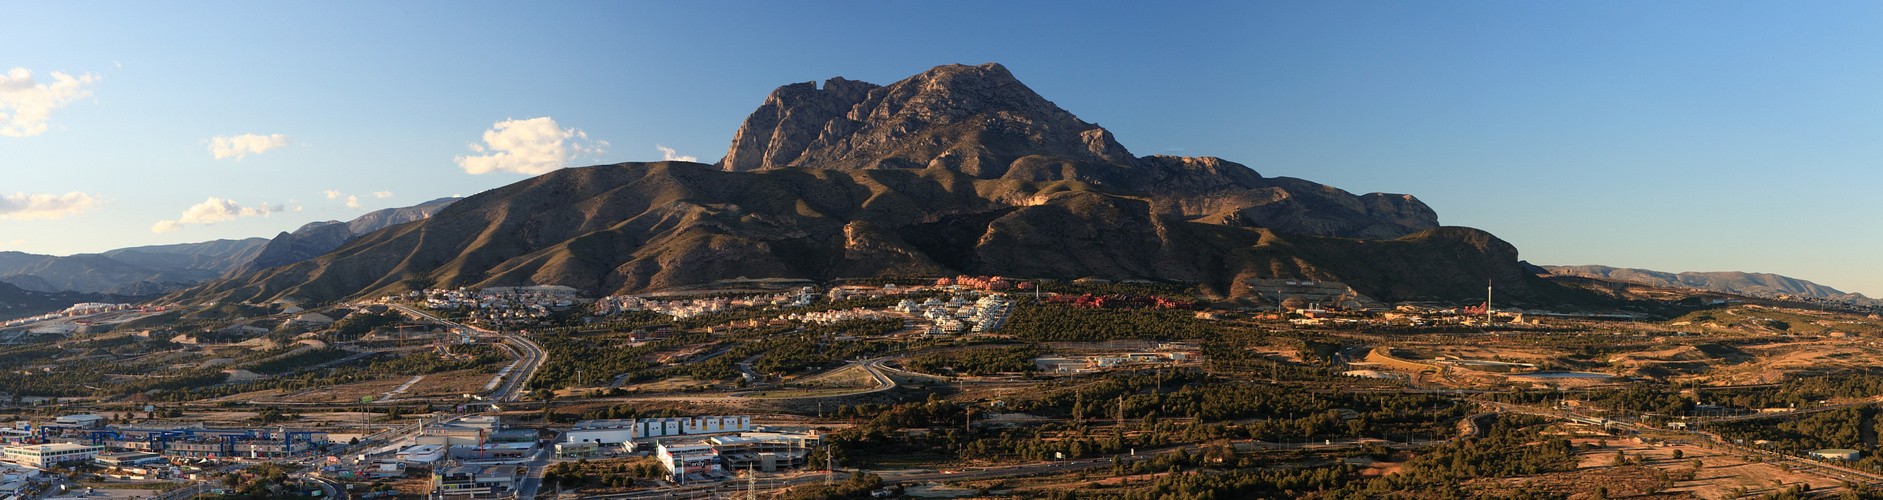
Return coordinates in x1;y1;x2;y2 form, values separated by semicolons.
790;364;879;389
1478;437;1849;499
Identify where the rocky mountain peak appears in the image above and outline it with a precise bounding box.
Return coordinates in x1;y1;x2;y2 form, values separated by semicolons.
720;63;1135;177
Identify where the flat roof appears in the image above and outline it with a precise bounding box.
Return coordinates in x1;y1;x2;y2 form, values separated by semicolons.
97;451;161;458
5;443;101;452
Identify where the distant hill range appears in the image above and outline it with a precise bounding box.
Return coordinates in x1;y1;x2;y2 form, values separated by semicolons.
165;63;1588;308
0;281;159;322
226;197;459;277
1542;265;1879;306
0;239;268;295
0;197;456;295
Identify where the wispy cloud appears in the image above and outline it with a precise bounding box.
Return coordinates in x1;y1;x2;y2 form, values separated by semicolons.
372;191;392;198
455;117;607;175
208;133;291;160
0;67;100;137
0;191;105;220
323;190;367;208
657;144;698;162
150;197;278;233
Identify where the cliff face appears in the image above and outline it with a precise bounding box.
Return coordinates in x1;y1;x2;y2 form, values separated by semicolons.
718;63;1436;239
168;63;1551;307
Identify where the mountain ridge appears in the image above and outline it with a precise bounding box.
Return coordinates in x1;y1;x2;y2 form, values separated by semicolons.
1542;264;1877;305
0;197;459;295
163;63;1575;308
227;196;459;277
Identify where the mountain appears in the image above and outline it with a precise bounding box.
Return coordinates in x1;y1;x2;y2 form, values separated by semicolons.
228;197;459;276
722;63;1437;239
1542;265;1878;304
0;238;268;295
0;198;458;295
166;63;1576;307
0;281;159;322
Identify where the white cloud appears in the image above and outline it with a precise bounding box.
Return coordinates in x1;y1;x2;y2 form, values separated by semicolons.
323;190;342;199
0;191;105;220
372;191;392;198
346;195;361;208
150;197;278;233
208;133;291;160
657;144;698;162
0;67;100;137
455;117;607;175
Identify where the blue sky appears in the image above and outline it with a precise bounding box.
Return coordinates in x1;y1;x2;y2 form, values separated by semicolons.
5;2;1883;295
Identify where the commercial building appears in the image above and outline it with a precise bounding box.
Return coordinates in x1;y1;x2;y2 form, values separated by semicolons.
102;427;328;459
653;431;822;479
53;415;106;429
2;443;105;467
564;416;751;445
1811;449;1862;461
419;423;491;447
656;442;721;479
395;444;446;464
554;442;599;459
94;451;167;467
433;465;519;498
456;442;534;460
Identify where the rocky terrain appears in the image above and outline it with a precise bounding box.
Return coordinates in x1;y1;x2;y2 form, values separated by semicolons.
721;63;1438;239
165;63;1581;307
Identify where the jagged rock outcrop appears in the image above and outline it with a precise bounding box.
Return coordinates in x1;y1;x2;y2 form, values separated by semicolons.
718;63;1436;239
166;63;1563;307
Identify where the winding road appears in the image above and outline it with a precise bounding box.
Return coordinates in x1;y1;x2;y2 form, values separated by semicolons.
382;303;546;401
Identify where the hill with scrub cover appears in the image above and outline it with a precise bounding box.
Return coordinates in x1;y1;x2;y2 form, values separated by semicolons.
165;63;1577;307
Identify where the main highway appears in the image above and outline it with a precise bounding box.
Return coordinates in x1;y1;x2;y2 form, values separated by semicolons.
382;303;546;402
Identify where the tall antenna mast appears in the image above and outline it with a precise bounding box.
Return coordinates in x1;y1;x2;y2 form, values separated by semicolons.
746;463;756;500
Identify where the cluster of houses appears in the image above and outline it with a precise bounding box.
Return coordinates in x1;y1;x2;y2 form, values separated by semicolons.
777;308;896;325
1;303;156;329
894;294;1013;334
1032;350;1199;374
591;288;821;319
388;287;579;326
935;275;1034;291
